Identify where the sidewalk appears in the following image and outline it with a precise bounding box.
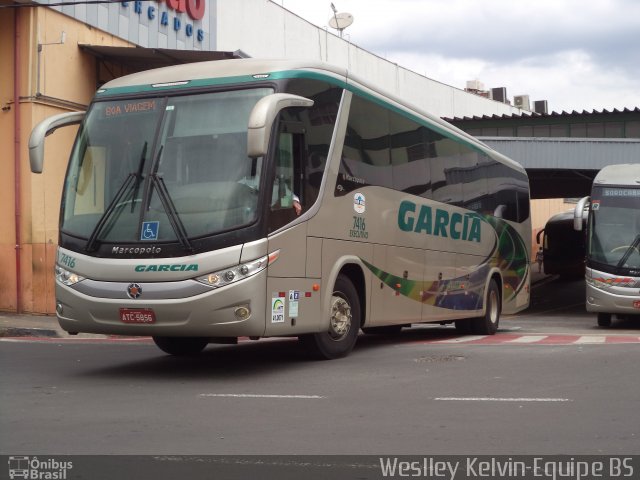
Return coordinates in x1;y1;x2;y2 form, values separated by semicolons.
1;312;65;338
0;271;554;339
0;312;105;339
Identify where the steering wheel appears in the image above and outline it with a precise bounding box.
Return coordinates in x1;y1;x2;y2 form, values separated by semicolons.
115;198;143;209
238;182;259;195
610;245;640;255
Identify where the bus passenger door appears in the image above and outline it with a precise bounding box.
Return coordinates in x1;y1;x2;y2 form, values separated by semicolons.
369;244;423;326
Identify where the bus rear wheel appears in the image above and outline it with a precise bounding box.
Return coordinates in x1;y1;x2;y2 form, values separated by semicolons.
153;336;209;356
299;275;360;360
471;279;501;335
454;319;473;334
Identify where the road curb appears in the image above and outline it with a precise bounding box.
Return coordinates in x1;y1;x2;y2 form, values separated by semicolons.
0;327;61;338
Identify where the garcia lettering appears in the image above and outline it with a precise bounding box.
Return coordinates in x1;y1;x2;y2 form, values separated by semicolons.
398;200;481;243
135;264;199;272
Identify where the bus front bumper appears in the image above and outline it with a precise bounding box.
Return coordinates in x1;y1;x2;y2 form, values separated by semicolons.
585;282;640;316
55;271;267;337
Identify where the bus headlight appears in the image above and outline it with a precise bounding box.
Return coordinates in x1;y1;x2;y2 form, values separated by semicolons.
196;251;278;289
586;274;608;290
55;265;86;286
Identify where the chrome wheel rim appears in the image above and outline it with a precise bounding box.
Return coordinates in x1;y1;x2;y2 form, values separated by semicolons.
489;289;499;325
329;294;352;341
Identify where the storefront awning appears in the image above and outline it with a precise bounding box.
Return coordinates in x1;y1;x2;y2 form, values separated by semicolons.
79;44;249;72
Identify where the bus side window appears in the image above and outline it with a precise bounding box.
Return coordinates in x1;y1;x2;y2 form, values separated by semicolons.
268;128;306;232
273;132;296;209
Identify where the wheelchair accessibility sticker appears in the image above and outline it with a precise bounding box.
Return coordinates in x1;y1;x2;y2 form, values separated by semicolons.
140;221;159;241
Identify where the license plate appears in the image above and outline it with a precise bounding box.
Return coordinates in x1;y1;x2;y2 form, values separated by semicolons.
633;300;640;310
120;308;156;324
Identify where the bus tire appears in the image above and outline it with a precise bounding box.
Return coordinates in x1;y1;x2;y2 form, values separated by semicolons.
471;279;501;335
153;336;209;356
454;319;473;334
299;275;360;359
597;313;612;327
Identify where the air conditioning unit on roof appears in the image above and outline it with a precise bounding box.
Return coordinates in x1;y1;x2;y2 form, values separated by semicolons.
466;80;484;91
514;94;531;111
491;87;507;103
534;100;549;114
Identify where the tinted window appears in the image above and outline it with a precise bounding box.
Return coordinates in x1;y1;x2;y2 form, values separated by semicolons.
336;95;392;195
333;93;530;223
483;160;530;222
282;79;342;207
460;152;490;214
389;112;431;197
431;135;463;206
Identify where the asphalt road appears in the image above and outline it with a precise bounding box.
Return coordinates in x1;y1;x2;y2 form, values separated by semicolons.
1;277;639;460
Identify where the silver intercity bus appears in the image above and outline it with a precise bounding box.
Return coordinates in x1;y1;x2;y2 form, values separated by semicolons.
30;59;531;358
574;164;640;327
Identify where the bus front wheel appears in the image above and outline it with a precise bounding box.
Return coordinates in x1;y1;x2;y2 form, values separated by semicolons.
597;313;612;327
299;275;360;360
153;336;209;356
472;279;501;335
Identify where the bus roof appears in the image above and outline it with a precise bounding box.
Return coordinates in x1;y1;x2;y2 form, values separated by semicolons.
101;58;347;89
594;164;640;187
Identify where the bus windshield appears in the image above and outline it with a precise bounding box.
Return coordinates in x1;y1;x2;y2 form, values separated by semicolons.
588;186;640;270
61;87;273;246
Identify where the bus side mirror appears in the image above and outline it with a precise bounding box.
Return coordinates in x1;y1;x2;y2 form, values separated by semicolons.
29;111;85;174
493;204;506;218
536;228;545;245
247;94;313;158
573;196;589;231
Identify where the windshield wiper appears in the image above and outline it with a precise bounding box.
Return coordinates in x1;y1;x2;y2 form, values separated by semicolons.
85;142;147;252
616;234;640;269
85;174;135;252
149;171;194;253
130;141;148;212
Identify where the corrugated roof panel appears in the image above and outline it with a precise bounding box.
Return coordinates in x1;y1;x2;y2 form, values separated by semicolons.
479;137;640;170
445;107;640;122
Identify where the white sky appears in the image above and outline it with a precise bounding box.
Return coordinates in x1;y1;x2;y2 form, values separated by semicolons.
279;0;639;114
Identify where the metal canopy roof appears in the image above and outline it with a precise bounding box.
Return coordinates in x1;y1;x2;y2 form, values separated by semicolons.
479;137;640;170
446;107;640;122
79;44;249;72
479;137;640;199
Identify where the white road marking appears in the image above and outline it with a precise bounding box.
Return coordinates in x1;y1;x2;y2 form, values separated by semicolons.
508;335;548;343
199;393;325;399
436;335;487;343
434;397;572;402
574;336;606;344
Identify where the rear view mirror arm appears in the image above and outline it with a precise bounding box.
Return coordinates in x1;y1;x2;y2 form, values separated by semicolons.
29;111;85;173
